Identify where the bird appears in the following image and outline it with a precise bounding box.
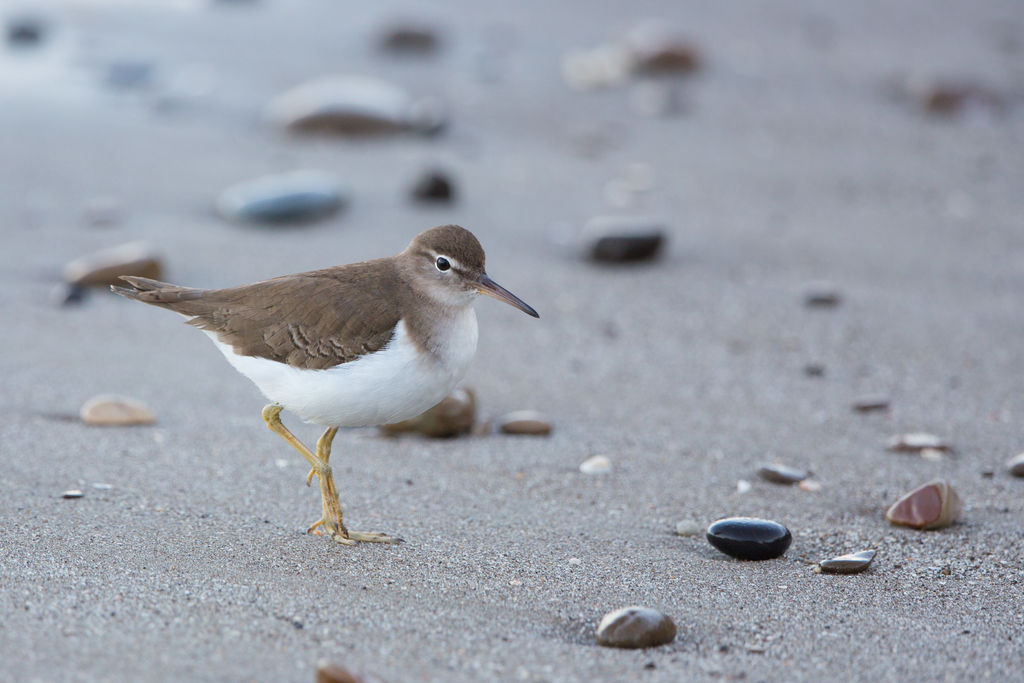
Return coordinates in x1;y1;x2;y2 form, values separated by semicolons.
113;225;538;545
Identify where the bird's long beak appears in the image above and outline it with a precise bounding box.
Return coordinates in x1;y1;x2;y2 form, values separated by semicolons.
476;274;539;318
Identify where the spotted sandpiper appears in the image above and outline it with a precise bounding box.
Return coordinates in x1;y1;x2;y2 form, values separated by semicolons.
113;225;538;545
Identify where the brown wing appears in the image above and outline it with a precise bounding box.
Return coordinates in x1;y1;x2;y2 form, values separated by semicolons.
115;260;402;370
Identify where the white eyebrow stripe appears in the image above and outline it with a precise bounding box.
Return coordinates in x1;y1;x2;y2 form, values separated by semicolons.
428;251;464;271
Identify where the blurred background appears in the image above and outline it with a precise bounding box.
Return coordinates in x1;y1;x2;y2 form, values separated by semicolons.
2;0;1023;681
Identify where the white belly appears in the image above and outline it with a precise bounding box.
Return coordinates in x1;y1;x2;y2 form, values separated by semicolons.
204;312;478;427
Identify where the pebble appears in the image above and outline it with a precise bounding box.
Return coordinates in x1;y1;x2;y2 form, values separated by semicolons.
6;16;45;46
1008;453;1024;477
568;557;582;566
498;411;552;436
579;455;612;475
596;606;676;649
757;463;809;484
918;80;1005;117
798;479;822;492
379;24;440;54
216;171;347;224
886;433;950;453
803;363;825;377
582;215;666;263
852;395;890;413
267;76;445;136
315;661;365;683
379;388;475;438
802;283;842;308
410;170;455;203
706;517;792;560
885;479;961;530
561;45;631;90
674;519;702;537
80;394;156;426
817;549;876;574
623;23;702;76
735;479;752;494
64;242;163;288
62;490;84;499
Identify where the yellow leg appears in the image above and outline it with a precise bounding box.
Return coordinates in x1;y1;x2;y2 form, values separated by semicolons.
262;404;401;545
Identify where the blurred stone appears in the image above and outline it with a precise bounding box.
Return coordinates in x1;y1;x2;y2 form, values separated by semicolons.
582;215;665;263
315;661;364;683
1008;453;1024;477
596;606;676;649
735;479;752;494
919;80;1005;117
803;283;841;308
674;519;701;536
623;23;701;76
216;171;346;224
561;44;630;90
579;455;612;475
6;16;45;46
379;388;475;438
64;242;163;288
887;433;950;453
80;395;155;426
852;395;890;413
379;24;440;54
798;479;822;492
267;76;445;136
62;490;84;499
920;448;945;462
803;363;825;377
818;549;876;574
498;410;552;436
706;517;791;560
757;463;809;484
410;170;455;203
82;196;123;227
885;479;961;530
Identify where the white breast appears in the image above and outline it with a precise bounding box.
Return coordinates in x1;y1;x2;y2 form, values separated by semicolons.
204;309;478;427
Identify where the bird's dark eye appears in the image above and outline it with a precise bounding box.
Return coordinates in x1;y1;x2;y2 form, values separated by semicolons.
435;256;451;272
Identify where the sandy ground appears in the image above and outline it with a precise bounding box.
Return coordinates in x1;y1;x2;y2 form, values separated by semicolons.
2;1;1023;681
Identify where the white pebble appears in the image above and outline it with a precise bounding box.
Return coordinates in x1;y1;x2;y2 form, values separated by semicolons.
579;455;612;475
674;519;702;537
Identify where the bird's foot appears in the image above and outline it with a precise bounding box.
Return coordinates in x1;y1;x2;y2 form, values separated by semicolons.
307;518;402;545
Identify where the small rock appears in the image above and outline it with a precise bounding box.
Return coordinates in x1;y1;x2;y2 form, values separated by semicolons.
379;388;475;438
706;517;792;560
568;557;582;566
62;490;84;499
623;23;701;76
315;661;364;683
267;76;445;136
887;433;950;453
80;394;156;426
379;24;440;54
803;363;825;377
798;479;822;492
579;455;612;475
596;606;676;649
735;479;752;494
498;410;552;436
6;16;45;46
818;549;876;574
410;170;455;203
852;395;890;413
216;171;346;224
674;519;701;537
1008;453;1024;477
919;80;1005;117
803;283;842;308
582;215;666;263
885;479;961;530
91;483;113;490
920;448;945;462
64;242;163;288
757;463;809;484
561;45;631;91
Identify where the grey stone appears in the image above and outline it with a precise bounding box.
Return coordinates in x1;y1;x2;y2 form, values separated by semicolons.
818;549;876;574
216;171;346;224
596;606;676;649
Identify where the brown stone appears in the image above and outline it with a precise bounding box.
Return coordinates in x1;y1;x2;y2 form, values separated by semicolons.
885;479;961;530
1007;452;1024;477
315;661;363;683
497;410;552;436
852;395;890;413
380;388;475;438
64;242;163;288
596;606;676;649
624;23;701;76
818;549;876;574
80;394;156;426
886;433;950;453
